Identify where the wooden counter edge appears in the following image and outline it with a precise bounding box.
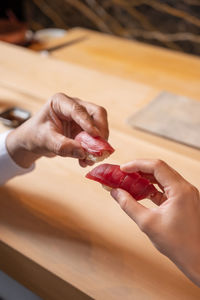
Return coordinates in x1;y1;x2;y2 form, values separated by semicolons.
0;241;93;300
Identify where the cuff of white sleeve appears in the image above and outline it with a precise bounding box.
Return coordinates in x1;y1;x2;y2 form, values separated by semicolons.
0;131;35;185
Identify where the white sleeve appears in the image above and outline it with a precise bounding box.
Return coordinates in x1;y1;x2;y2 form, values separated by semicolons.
0;131;35;186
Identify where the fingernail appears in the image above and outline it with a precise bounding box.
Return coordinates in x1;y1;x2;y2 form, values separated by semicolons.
73;149;85;159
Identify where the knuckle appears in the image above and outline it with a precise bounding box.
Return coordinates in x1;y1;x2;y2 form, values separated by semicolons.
51;92;65;102
185;183;199;197
54;141;64;156
97;106;107;116
72;104;93;129
154;159;165;169
49;93;65;112
55;92;65;98
54;139;70;157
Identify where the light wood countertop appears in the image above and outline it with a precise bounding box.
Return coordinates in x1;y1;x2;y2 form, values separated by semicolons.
48;28;200;100
0;30;200;299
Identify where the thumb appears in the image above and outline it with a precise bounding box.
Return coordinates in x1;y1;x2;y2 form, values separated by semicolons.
47;132;86;159
111;188;148;225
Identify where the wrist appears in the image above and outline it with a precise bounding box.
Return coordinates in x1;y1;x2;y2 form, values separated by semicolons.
6;129;41;168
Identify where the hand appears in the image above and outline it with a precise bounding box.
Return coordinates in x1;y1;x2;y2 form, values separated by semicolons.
6;93;109;168
111;159;200;287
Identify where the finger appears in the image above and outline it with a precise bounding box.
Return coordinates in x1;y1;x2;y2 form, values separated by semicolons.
111;188;148;225
51;93;100;137
89;106;109;139
138;172;158;184
138;172;165;192
71;103;100;137
92;109;109;140
85;159;95;166
148;190;167;206
121;159;184;190
47;132;86;159
70;123;82;139
79;158;94;167
79;159;87;168
76;100;109;140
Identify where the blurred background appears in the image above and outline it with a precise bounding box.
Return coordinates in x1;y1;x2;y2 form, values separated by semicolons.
0;0;200;55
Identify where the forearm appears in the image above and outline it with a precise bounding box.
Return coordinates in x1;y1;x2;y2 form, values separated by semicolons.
173;243;200;287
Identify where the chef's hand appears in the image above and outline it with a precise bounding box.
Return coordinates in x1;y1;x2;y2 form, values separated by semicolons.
6;93;109;168
111;159;200;287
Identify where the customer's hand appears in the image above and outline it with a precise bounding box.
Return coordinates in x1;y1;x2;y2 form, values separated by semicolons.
6;93;109;168
111;159;200;287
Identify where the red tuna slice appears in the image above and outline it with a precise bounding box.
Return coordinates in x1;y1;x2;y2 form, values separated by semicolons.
102;164;125;188
119;173;155;200
86;163;157;200
86;164;124;188
129;177;154;200
119;173;140;194
142;183;158;200
75;131;114;157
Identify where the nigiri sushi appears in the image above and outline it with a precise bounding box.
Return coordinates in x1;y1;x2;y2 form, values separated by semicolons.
75;131;114;163
86;163;157;200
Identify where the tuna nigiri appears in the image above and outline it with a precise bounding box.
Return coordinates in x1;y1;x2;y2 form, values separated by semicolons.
86;163;157;200
75;131;114;163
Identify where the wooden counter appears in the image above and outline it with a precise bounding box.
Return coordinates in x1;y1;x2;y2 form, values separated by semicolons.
48;28;200;100
0;30;200;299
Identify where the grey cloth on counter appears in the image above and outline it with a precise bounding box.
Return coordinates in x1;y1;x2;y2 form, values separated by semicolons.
128;91;200;149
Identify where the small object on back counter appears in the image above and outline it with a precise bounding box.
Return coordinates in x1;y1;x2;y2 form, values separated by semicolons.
75;131;114;163
0;13;31;45
86;163;157;200
0;107;31;128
